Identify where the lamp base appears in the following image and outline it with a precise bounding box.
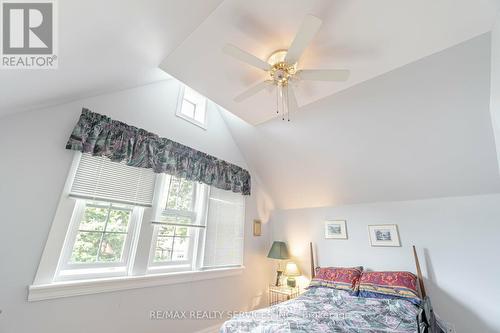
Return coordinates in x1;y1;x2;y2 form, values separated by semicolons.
287;277;296;288
275;271;283;286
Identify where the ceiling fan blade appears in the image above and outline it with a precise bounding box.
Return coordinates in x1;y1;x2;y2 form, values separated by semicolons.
297;69;350;81
234;80;272;102
223;44;271;71
284;15;322;64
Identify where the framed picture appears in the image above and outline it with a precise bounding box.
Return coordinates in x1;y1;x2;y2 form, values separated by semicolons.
368;224;401;247
325;220;347;239
253;219;262;236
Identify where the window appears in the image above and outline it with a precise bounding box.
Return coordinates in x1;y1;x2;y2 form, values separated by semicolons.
176;85;207;128
56;200;141;280
148;176;200;271
36;152;245;290
69;202;133;264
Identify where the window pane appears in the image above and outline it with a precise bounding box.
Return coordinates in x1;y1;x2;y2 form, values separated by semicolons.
98;233;126;262
158;214;194;226
152;229;191;263
80;204;108;231
151;176;198;266
181;100;196;118
174;226;188;237
158;225;175;236
176;216;192;225
67;201;134;266
172;237;189;261
194;108;206;124
69;231;101;263
106;208;131;232
166;177;180;209
177;179;194;210
183;86;199;101
159;214;176;224
155;236;173;262
165;177;194;211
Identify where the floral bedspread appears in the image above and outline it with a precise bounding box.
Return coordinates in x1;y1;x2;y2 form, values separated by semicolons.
220;287;419;333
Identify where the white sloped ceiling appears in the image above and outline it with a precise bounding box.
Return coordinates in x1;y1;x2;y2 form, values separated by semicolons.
161;0;498;124
0;0;224;117
220;34;500;209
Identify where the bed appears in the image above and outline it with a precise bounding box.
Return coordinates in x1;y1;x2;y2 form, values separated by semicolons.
220;244;439;333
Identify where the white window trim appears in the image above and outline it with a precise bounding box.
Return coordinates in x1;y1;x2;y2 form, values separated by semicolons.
147;176;208;273
30;152;246;301
28;266;244;302
54;200;143;281
175;84;208;129
147;226;194;270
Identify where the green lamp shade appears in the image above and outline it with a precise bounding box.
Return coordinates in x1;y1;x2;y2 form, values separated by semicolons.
267;241;290;260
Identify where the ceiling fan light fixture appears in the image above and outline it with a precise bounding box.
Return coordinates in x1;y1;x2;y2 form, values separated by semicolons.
223;14;350;123
267;50;297;86
267;50;288;65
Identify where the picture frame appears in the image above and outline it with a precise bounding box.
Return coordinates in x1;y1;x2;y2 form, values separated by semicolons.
368;224;401;247
324;220;348;239
253;219;262;236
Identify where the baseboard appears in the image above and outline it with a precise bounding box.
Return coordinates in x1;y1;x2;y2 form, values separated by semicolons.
193;323;221;333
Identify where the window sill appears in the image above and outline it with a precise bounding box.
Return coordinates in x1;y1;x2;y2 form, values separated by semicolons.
175;112;207;130
28;266;244;302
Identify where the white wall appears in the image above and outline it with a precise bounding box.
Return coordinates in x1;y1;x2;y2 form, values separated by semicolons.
490;12;500;173
270;194;500;333
0;80;272;333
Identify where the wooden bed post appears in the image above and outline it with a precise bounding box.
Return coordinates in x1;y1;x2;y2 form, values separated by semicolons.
310;242;315;279
412;245;427;298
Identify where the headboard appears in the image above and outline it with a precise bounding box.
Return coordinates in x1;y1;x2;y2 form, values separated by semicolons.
309;242;427;298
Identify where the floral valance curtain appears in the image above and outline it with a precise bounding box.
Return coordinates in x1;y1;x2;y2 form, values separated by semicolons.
66;108;251;195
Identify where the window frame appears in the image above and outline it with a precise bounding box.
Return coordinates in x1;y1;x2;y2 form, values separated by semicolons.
54;199;143;281
147;227;195;270
30;152;246;300
175;84;208;129
147;175;208;273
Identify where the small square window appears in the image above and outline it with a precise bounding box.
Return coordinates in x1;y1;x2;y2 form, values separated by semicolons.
181;99;196;118
176;85;207;129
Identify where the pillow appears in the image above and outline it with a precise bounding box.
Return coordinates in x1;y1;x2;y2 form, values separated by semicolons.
358;271;421;305
309;266;363;294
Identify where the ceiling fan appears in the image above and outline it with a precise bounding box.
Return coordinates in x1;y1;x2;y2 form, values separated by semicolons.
223;14;350;121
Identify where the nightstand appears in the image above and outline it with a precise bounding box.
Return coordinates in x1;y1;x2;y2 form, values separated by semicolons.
268;285;300;305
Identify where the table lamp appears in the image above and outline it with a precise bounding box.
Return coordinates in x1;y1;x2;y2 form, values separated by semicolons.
267;241;290;286
284;261;301;288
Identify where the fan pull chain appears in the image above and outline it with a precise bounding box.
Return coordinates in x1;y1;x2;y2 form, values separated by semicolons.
281;86;286;121
286;85;290;122
276;86;279;114
275;85;291;121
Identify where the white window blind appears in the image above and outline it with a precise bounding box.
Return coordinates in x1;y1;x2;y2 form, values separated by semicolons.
203;187;245;268
69;153;156;207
